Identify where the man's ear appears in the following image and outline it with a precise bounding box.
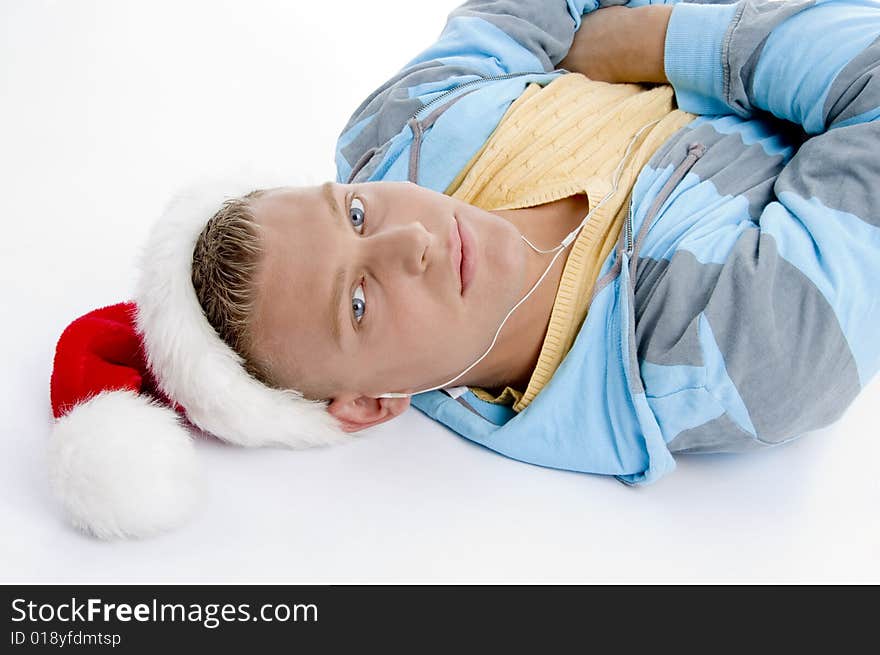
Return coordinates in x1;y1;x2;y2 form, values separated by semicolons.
325;393;411;433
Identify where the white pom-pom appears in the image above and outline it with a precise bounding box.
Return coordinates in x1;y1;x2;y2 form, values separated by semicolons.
48;390;204;540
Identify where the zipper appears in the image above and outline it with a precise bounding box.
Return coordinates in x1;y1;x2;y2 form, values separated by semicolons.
407;69;565;183
373;70;560;185
408;69;564;123
624;196;635;255
626;142;706;258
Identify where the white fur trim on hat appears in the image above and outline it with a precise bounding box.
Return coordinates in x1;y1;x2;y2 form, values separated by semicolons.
48;390;204;540
134;177;350;449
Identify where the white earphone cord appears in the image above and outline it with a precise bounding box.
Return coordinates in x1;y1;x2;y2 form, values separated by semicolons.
377;118;661;399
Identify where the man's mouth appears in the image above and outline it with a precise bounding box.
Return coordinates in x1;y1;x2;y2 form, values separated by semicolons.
457;216;476;296
451;217;463;294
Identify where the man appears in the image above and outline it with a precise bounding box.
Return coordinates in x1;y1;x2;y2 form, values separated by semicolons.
50;0;880;539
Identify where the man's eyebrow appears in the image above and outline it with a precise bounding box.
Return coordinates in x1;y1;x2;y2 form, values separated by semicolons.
329;266;346;349
323;181;347;349
322;180;345;231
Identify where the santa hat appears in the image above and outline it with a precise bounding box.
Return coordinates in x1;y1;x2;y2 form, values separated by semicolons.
48;181;350;540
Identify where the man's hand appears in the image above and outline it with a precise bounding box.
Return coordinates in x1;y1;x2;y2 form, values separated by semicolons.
558;5;673;84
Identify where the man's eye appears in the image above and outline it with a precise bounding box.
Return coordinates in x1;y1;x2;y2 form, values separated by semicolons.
352;280;366;323
349;197;365;233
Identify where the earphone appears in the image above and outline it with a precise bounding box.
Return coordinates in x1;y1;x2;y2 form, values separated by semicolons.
375;118;661;399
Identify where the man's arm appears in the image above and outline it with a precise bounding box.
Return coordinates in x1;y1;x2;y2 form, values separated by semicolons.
559;5;673;83
621;1;880;451
568;0;880;134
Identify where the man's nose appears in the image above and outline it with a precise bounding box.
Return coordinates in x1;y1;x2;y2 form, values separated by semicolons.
367;222;434;275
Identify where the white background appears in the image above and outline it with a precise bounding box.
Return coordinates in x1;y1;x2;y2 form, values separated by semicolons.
1;0;877;583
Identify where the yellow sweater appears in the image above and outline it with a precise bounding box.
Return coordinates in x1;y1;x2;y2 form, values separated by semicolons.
444;72;695;412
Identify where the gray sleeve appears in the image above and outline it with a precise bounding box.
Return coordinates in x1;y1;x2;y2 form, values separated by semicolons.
447;0;586;71
335;0;586;182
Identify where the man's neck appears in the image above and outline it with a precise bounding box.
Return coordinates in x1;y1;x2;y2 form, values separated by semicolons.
459;194;589;392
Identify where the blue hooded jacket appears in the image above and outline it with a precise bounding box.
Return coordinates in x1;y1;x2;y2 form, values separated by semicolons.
334;0;880;484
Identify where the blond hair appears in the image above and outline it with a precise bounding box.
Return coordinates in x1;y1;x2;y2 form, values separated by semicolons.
191;189;276;386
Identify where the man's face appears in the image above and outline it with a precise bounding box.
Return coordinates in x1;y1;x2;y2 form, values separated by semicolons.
248;180;527;409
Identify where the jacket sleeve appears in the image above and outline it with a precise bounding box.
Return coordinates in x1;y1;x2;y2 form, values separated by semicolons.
335;0;598;183
647;0;880;453
664;0;880;132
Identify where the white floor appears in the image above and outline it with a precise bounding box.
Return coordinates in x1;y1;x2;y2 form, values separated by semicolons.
2;0;877;584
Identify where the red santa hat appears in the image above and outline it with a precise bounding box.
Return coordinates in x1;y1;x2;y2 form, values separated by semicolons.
48;181;350;540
